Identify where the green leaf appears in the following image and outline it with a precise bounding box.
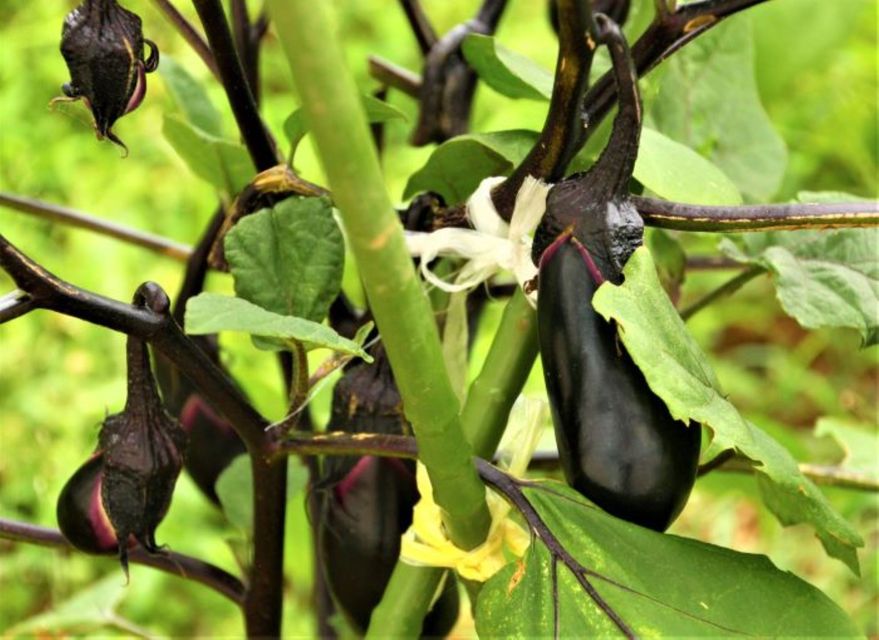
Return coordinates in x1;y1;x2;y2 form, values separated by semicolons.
461;34;553;101
814;417;878;481
647;16;787;201
591;247;863;572
162;114;255;195
283;93;406;159
216;454;310;534
634;127;742;205
225;196;344;322
404;130;538;204
475;479;860;637
159;56;223;137
719;226;879;346
185;293;372;359
4;574;148;637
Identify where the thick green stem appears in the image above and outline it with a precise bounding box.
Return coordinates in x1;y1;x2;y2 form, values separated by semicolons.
267;0;491;549
462;289;539;458
367;290;539;638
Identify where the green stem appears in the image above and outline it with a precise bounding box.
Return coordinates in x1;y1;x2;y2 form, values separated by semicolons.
367;289;539;638
462;289;539;458
267;0;491;549
680;265;764;320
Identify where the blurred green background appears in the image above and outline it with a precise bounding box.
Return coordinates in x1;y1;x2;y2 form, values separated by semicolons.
0;0;876;636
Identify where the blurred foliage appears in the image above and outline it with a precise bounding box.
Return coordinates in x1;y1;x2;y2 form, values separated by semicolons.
0;0;876;636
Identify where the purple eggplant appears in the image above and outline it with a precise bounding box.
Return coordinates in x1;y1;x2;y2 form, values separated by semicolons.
318;346;459;636
533;15;700;531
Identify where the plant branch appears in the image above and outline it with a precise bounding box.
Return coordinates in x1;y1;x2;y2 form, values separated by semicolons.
0;289;35;324
0;193;192;262
231;0;264;105
270;431;417;462
192;0;278;170
150;0;220;79
399;0;438;54
635;196;879;232
0;518;245;605
368;56;422;97
0;234;267;451
577;0;771;151
685;255;742;270
268;0;491;550
491;0;596;219
410;0;509;145
680;265;764;320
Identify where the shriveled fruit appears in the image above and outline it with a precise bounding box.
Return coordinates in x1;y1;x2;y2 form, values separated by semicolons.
57;0;159;152
57;332;185;576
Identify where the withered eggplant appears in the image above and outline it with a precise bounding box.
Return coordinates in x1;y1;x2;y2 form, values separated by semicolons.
57;333;186;576
534;14;700;531
318;346;459;636
57;0;159;152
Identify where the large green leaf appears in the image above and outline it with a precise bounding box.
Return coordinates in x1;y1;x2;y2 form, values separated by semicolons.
185;293;371;359
283;93;406;159
647;16;787;201
720;219;878;346
159;56;223;137
634;127;742;205
162;114;255;194
461;34;553;101
475;478;859;637
404;130;538;204
225;196;344;323
591;247;863;572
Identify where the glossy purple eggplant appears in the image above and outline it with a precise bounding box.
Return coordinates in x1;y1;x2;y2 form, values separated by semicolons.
318;346;459;636
58;0;159;152
533;15;700;531
538;234;700;531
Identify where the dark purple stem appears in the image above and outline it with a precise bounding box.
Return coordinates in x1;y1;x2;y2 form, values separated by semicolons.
0;517;244;604
191;0;277;170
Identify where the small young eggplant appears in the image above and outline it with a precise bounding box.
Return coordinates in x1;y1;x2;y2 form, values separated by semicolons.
57;0;159;152
534;15;700;532
57;334;186;576
318;346;459;636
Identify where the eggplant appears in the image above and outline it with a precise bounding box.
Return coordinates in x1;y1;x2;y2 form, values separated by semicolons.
57;0;159;152
318;346;459;636
57;334;186;576
533;14;700;531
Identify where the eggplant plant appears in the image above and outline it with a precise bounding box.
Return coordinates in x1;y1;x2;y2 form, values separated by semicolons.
0;0;876;638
